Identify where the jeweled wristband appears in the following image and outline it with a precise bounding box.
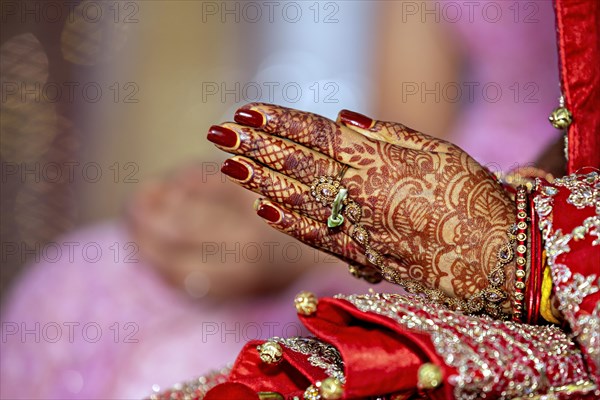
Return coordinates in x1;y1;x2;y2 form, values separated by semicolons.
512;185;529;322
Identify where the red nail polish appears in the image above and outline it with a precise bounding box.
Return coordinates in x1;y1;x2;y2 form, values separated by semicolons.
207;125;238;148
221;159;250;181
234;109;265;128
339;109;374;130
257;203;282;223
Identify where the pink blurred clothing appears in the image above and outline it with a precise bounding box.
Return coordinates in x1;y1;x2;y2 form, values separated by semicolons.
448;0;561;171
0;222;386;399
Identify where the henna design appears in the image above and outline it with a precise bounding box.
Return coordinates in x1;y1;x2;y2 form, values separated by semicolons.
256;200;367;265
344;142;515;301
235;103;376;168
217;104;516;313
223;156;331;222
215;124;343;185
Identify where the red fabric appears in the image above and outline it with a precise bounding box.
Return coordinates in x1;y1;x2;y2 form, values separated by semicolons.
226;340;315;397
554;0;600;172
204;382;259;400
551;182;600;327
212;299;455;399
533;173;600;383
299;298;452;399
549;184;600;309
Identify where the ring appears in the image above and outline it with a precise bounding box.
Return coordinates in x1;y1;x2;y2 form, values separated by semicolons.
327;188;347;228
310;176;343;206
309;165;355;228
310;175;347;228
337;165;349;181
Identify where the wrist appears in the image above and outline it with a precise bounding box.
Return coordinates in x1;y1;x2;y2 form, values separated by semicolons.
479;188;517;319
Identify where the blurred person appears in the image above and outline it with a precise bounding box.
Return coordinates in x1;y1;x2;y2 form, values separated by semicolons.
375;0;560;172
0;164;388;400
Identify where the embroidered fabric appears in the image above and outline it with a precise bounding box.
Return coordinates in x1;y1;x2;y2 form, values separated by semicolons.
336;292;591;399
534;171;600;378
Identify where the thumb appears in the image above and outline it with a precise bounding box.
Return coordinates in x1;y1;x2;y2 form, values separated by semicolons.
337;109;453;153
336;109;392;143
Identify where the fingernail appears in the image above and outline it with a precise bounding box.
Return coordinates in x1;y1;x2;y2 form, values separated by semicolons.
339;110;374;130
257;203;282;223
221;159;251;181
234;109;265;128
207;125;239;148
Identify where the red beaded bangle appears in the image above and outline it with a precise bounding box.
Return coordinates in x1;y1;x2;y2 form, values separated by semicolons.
524;181;544;324
512;186;529;321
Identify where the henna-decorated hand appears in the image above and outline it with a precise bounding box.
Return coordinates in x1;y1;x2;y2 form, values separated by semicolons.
207;103;516;312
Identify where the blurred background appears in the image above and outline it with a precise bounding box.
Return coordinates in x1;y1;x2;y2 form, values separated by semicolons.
1;1;561;399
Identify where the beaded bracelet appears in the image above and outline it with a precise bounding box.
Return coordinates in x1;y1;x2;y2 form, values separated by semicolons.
512;185;529;321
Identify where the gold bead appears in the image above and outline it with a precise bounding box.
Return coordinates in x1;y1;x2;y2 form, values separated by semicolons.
257;341;283;364
549;106;572;130
516;269;526;278
294;291;318;316
517;222;527;230
418;363;443;389
516;281;526;289
319;378;344;400
517;257;526;266
515;292;525;300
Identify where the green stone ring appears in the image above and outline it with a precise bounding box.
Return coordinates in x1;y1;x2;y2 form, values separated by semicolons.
327;188;347;228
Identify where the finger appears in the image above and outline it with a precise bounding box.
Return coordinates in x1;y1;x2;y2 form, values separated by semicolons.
220;155;407;268
208;123;347;185
220;155;330;222
255;199;407;279
254;198;371;267
337;109;454;153
233;103;377;168
220;155;403;250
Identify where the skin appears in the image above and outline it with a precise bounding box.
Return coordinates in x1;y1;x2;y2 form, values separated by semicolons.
210;103;517;314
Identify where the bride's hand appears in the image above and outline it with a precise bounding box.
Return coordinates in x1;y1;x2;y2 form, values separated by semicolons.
207;103;516;311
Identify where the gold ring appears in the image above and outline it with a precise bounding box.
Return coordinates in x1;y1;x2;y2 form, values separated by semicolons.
309;175;348;228
336;165;349;181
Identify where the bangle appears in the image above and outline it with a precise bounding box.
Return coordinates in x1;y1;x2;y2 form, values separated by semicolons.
512;185;529;321
525;251;545;324
524;181;545;324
